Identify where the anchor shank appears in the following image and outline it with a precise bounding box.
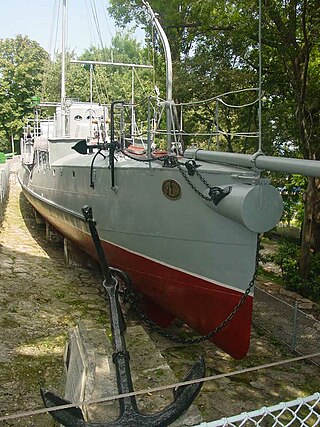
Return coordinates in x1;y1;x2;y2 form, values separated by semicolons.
82;206;114;285
103;280;139;414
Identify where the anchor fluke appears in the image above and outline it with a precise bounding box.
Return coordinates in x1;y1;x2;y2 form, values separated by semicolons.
72;140;113;155
40;388;86;426
40;355;205;427
173;355;205;400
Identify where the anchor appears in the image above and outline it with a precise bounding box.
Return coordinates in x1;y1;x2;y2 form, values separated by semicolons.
41;205;205;427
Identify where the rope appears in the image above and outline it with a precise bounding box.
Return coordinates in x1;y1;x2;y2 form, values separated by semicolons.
0;352;319;422
217;97;259;109
153;130;259;138
176;88;259;107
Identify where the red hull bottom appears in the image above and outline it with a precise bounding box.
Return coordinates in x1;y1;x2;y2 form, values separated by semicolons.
22;192;253;359
105;242;252;359
68;226;253;359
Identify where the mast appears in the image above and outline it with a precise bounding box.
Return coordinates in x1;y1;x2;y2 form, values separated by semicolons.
132;66;135;144
143;1;173;150
90;64;93;140
61;0;67;137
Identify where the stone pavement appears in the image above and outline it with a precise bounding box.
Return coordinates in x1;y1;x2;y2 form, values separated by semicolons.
0;172;108;426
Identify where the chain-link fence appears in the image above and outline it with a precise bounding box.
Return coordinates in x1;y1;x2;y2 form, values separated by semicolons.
253;286;320;366
196;392;320;426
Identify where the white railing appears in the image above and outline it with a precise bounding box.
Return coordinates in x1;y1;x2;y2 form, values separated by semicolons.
0;161;10;219
196;392;320;426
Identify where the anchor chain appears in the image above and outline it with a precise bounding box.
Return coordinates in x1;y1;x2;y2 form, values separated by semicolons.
120;238;260;346
121;150;229;205
175;160;232;205
122;272;255;345
175;160;212;202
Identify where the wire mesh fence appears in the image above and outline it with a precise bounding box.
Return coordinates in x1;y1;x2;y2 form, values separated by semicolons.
197;392;320;426
253;286;320;366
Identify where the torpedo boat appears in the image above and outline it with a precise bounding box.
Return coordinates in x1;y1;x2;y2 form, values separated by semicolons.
18;1;320;359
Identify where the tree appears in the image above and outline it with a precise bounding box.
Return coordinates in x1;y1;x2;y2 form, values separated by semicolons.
261;0;320;279
108;0;320;281
0;35;49;151
42;32;153;107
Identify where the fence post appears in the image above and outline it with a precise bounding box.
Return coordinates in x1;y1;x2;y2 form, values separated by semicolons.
291;301;298;353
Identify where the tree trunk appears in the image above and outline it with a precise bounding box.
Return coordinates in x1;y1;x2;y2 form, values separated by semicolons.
312;178;320;254
300;177;315;280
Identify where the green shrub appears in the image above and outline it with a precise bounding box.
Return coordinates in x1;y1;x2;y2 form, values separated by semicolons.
271;240;320;302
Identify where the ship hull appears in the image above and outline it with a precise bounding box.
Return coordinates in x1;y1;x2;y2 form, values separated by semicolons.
18;153;258;359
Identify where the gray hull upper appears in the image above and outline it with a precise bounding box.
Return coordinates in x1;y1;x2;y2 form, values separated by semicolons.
18;142;283;294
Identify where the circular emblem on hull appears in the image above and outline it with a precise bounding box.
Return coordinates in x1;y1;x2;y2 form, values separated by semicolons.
162;179;181;200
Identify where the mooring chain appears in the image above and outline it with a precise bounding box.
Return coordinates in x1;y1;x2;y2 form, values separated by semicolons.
175;160;213;202
121;271;256;345
117;236;260;346
121;150;222;203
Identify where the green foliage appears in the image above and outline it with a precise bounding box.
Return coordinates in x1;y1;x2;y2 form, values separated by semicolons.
42;32;153;106
273;174;307;227
272;240;320;302
0;35;49;151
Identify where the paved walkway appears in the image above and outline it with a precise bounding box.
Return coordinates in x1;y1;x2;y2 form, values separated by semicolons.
0;172;107;426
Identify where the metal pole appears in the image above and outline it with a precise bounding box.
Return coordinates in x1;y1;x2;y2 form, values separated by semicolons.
258;0;262;151
11;135;14;156
70;59;153;69
147;97;152;169
184;148;320;177
216;100;220;150
131;67;135;145
291;301;298;353
90;64;93;141
61;0;67;137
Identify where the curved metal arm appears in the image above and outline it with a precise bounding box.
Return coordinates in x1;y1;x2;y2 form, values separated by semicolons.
143;0;172;150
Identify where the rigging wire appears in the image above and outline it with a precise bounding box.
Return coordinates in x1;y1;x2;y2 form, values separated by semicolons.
99;0;113;45
53;0;61;54
152;24;156;87
48;0;60;56
217;97;259;109
92;68;102;104
89;0;106;57
41;0;60;101
85;0;98;49
0;352;319;423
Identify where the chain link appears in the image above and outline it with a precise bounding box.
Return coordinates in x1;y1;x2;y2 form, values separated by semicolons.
121;150;213;201
115;238;260;345
175;161;212;201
